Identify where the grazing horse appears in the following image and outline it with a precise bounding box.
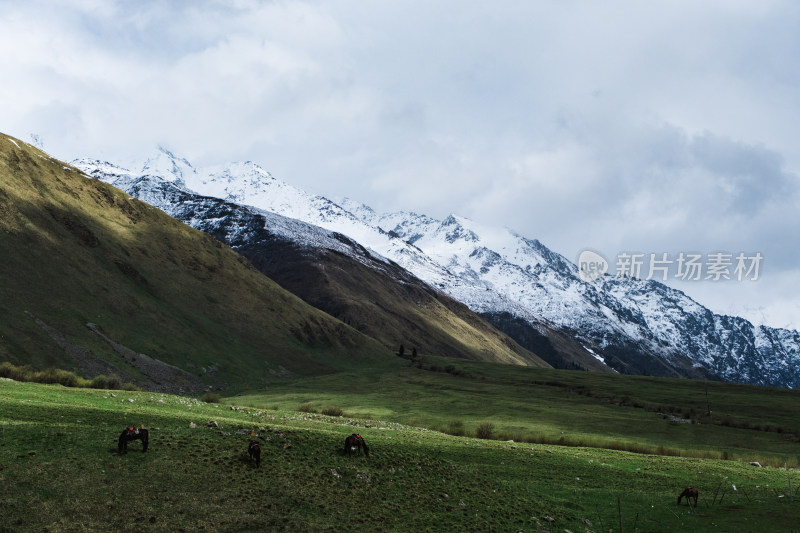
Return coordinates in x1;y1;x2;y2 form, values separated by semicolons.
677;486;698;506
248;439;262;467
118;427;149;454
343;433;369;457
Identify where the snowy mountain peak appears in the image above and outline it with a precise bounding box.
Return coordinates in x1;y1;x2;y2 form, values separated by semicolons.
438;215;480;244
140;146;196;185
201;161;279;202
74;153;800;388
73;158;136;181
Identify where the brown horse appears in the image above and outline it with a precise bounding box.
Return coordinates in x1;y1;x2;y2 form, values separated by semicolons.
248;440;262;467
118;427;148;454
677;486;698;506
343;433;369;457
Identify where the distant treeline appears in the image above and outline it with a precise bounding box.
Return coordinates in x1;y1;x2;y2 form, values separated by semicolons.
0;362;140;391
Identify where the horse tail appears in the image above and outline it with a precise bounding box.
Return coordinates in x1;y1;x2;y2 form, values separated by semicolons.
362;441;369;457
141;429;149;452
118;432;126;454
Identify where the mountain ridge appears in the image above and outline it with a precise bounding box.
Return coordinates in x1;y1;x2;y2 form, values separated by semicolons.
74;147;800;388
75;163;552;368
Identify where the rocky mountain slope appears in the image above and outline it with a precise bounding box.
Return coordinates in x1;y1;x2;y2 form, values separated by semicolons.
75;148;800;388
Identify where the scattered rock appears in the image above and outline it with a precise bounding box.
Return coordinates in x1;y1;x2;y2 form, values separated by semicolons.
188;422;197;428
750;461;762;467
330;468;342;479
206;421;219;428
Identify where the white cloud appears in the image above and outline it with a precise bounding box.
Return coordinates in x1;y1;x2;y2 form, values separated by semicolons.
2;0;799;329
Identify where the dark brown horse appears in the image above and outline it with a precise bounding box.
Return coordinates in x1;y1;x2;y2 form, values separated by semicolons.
343;433;369;457
677;486;698;506
248;439;262;467
118;427;149;454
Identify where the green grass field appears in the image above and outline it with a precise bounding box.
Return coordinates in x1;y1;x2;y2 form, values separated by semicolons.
2;368;799;532
236;356;800;467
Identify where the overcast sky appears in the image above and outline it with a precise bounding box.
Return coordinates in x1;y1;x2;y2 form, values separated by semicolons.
3;0;799;330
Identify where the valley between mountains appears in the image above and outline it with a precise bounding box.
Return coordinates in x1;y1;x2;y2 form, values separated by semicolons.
4;132;800;531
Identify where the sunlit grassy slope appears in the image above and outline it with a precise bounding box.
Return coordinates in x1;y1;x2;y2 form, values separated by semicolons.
0;132;394;389
2;378;798;532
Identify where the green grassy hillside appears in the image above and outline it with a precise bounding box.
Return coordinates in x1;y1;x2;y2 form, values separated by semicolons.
0;133;394;391
235;355;800;467
2;378;798;532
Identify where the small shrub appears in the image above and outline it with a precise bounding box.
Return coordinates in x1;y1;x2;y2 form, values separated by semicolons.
89;374;109;389
201;392;221;403
297;402;318;413
445;419;465;436
322;406;344;417
0;362;140;391
40;368;81;387
90;374;123;390
0;362;32;381
476;421;495;440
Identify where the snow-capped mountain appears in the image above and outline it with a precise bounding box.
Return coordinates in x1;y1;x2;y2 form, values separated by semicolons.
74;149;800;388
73;158;552;367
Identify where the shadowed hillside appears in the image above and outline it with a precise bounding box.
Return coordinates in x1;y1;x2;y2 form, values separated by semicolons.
0;133;394;392
107;176;550;367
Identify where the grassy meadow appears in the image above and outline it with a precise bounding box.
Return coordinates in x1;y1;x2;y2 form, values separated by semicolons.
237;356;800;467
2;362;800;532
